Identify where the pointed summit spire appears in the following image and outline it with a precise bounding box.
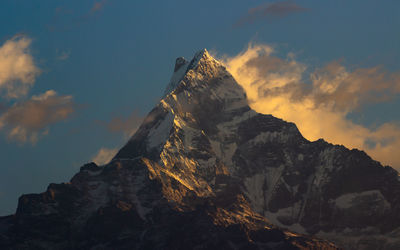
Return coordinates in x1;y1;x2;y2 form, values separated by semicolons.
193;48;210;61
163;48;221;97
174;57;188;72
187;48;219;70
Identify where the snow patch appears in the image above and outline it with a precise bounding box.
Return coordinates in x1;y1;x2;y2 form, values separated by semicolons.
163;60;189;97
147;112;174;150
249;131;291;145
264;201;306;234
243;173;266;212
333;189;390;210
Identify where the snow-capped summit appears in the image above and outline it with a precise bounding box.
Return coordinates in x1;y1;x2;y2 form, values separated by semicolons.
2;49;400;250
163;48;221;97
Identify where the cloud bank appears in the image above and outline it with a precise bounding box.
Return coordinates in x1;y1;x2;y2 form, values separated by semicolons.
0;90;76;144
0;35;78;144
0;35;41;99
222;44;400;169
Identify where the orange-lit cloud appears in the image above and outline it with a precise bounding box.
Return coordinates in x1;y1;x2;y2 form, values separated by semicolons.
92;147;117;165
0;35;40;99
221;44;400;169
0;90;76;144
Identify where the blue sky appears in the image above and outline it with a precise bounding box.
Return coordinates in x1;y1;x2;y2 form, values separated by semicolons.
0;0;399;215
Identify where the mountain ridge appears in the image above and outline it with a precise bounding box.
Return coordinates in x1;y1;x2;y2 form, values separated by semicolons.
1;49;400;249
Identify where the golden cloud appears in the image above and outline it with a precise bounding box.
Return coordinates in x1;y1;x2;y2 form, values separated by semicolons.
221;44;400;169
92;147;117;165
0;90;76;144
0;35;41;99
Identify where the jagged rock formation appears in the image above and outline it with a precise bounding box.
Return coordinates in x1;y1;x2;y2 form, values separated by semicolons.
1;49;399;249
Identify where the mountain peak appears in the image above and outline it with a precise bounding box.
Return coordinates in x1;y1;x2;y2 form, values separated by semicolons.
193;48;211;62
163;48;221;97
189;48;219;70
3;48;400;249
195;48;209;55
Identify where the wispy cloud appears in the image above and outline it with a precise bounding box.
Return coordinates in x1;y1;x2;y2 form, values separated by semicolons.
92;147;117;165
90;0;108;14
0;35;41;99
236;1;308;27
222;43;400;169
98;110;143;138
0;90;76;144
56;49;71;61
47;1;110;32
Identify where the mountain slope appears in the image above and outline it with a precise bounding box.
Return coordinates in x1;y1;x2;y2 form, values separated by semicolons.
1;49;399;249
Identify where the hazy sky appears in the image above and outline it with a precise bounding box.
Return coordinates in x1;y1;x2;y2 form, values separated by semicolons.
0;0;399;215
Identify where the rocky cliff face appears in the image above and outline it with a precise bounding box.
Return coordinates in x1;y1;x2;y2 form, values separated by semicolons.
1;49;399;249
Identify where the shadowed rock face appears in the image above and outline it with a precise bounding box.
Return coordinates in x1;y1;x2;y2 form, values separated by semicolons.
0;159;336;250
0;49;398;249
